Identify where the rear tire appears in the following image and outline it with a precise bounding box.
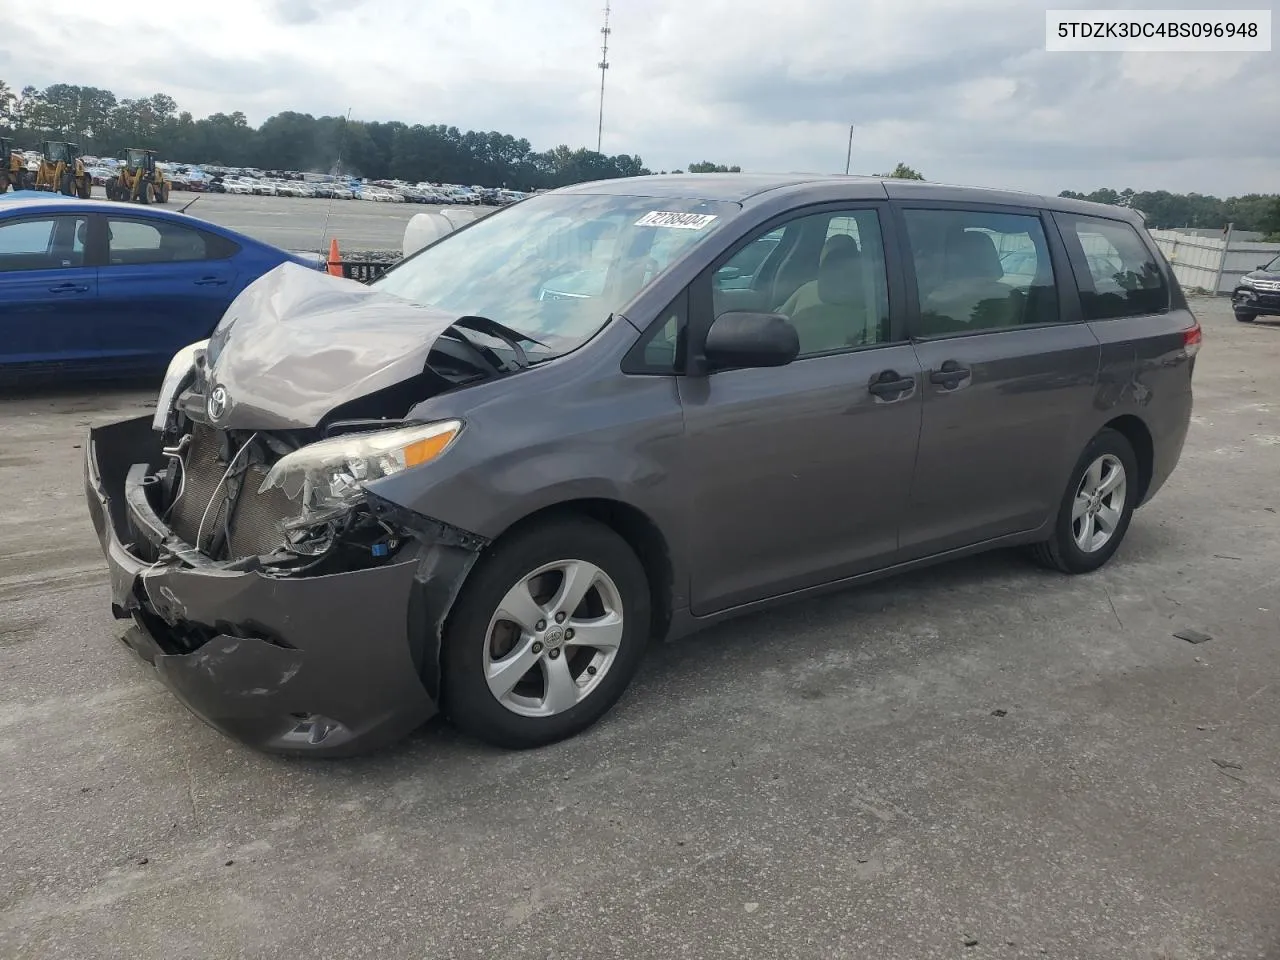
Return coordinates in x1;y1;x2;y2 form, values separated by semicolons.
1030;428;1138;574
441;516;651;749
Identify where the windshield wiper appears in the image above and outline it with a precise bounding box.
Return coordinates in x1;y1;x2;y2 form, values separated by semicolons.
442;315;543;373
455;315;546;349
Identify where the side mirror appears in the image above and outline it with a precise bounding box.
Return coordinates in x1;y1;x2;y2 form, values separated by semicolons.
715;265;743;281
1259;264;1271;272
703;311;799;370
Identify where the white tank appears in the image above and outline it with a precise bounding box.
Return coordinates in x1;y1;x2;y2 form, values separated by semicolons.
403;209;479;258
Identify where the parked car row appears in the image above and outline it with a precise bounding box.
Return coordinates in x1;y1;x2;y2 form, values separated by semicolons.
151;161;530;207
199;172;528;206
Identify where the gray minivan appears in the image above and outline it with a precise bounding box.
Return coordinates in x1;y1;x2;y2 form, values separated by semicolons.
86;174;1200;756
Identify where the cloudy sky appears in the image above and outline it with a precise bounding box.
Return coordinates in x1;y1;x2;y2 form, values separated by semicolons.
3;0;1276;196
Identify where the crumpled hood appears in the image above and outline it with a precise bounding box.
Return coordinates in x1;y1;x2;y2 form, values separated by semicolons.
203;262;462;430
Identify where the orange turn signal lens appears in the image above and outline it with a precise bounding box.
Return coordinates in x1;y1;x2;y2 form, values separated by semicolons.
402;429;458;467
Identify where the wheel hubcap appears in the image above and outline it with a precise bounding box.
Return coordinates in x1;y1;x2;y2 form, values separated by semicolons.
483;559;625;717
1072;454;1127;553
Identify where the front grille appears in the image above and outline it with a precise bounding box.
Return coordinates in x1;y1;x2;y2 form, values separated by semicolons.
167;425;296;559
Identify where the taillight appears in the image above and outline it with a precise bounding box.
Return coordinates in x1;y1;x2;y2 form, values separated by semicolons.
1183;319;1202;358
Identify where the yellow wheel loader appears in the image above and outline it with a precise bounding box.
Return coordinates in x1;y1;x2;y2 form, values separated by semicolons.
0;139;31;193
33;141;92;198
106;148;169;204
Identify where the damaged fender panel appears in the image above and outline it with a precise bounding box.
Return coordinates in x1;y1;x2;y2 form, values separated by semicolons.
86;415;489;756
366;490;490;703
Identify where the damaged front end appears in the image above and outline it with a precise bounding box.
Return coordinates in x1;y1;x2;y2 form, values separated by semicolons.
82;266;520;754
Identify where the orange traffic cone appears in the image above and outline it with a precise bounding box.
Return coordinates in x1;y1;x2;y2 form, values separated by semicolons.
327;237;342;277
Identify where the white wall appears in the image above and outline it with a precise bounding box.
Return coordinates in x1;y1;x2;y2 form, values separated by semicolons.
1150;228;1279;294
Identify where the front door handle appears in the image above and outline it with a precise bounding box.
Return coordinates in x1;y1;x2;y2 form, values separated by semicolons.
867;370;915;398
49;282;89;294
929;360;970;388
194;277;227;286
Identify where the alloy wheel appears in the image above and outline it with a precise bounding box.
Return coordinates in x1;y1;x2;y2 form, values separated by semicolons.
483;560;625;718
1072;453;1127;553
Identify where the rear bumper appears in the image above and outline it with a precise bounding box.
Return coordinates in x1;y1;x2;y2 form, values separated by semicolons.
85;416;478;757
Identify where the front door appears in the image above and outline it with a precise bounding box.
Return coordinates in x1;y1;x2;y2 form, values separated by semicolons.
0;212;98;371
95;214;239;370
894;204;1100;558
679;204;924;615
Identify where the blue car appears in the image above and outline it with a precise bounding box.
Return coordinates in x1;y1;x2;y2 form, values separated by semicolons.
0;192;321;379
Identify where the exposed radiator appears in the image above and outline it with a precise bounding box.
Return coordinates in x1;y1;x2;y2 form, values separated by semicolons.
167;425;296;559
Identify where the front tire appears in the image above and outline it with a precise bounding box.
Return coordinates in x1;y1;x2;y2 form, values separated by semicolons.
442;516;651;749
1030;428;1138;574
1234;308;1257;323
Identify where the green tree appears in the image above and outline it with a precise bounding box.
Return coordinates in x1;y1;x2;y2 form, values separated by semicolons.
877;162;925;180
0;80;15;127
687;161;741;173
1261;197;1280;241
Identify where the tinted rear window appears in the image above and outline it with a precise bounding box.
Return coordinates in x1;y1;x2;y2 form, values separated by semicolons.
1060;214;1168;320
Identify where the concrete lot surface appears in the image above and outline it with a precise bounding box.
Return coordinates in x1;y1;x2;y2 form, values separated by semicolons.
147;190;487;253
1;297;1278;959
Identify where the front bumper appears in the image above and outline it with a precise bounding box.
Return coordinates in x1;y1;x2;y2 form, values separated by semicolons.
1232;286;1280;315
84;416;480;757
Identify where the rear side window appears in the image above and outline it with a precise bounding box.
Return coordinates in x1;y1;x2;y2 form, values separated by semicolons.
903;209;1060;336
1058;214;1168;320
106;218;239;265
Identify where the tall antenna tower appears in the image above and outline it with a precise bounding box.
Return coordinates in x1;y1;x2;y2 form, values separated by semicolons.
596;1;611;153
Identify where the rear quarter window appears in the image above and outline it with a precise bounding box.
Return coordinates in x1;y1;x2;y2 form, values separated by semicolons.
1058;214;1168;320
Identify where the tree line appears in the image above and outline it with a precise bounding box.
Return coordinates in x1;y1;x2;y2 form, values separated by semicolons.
1059;187;1280;237
0;81;745;190
3;80;1275;232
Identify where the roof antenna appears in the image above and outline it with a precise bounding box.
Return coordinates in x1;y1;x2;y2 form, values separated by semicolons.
177;195;201;215
319;107;353;255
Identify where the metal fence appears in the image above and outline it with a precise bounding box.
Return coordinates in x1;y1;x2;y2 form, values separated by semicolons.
338;261;395;283
1150;227;1280;295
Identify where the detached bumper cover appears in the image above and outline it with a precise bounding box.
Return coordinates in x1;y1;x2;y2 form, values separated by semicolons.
84;416;481;756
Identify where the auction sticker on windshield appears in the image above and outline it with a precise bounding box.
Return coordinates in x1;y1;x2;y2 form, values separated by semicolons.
634;211;719;229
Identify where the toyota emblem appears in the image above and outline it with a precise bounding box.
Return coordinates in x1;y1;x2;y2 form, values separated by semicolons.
207;385;228;421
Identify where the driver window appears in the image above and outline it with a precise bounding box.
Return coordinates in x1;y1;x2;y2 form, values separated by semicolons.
713;210;891;357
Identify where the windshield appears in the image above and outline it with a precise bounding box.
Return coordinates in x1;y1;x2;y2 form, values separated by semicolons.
371;192;737;356
1266;254;1280;273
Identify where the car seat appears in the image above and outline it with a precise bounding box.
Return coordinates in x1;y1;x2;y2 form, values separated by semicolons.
778;234;859;318
787;244;870;354
919;230;1019;334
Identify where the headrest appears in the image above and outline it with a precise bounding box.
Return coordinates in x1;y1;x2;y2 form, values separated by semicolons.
947;230;1003;282
817;243;864;305
820;232;858;262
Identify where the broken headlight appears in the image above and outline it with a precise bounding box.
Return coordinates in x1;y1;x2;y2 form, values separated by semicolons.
260;420;462;522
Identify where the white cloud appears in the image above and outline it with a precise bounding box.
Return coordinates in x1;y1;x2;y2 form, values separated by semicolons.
2;0;1276;195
